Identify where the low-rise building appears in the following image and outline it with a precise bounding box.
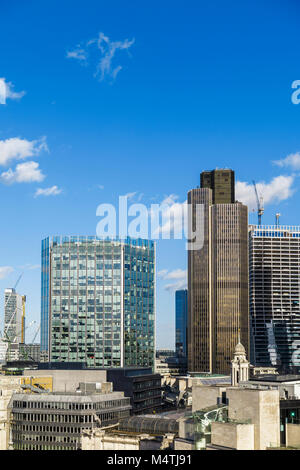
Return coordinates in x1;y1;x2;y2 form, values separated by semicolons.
5;343;40;363
0;373;52;450
9;389;131;450
106;368;162;415
0;375;23;450
242;374;300;400
24;365;162;415
81;428;171;450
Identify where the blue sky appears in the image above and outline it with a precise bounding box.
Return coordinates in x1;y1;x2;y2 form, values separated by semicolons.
1;0;300;348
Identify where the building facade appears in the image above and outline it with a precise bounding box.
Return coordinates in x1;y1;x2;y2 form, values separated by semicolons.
175;290;188;358
249;225;300;372
9;390;131;450
188;169;249;375
41;236;155;369
6;343;41;363
4;288;26;343
106;368;162;415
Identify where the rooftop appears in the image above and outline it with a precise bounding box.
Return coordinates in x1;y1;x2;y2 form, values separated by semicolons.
10;391;127;402
250;374;300;383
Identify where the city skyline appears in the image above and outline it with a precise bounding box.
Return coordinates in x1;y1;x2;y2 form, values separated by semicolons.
1;1;300;349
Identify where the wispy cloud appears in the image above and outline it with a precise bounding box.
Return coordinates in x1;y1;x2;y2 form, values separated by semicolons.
152;194;187;238
158;268;187;292
19;263;40;271
236;175;295;211
34;185;62;197
273;152;300;170
123;191;137;201
122;191;144;202
0;137;48;166
0;78;25;105
67;32;135;82
66;46;88;62
0;161;46;184
0;266;14;280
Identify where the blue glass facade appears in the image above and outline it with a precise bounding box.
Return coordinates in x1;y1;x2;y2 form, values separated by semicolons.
41;237;50;352
175;289;188;358
41;236;155;368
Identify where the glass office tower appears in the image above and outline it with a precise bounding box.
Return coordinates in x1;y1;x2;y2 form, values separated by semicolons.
175;289;188;358
249;225;300;372
41;236;155;368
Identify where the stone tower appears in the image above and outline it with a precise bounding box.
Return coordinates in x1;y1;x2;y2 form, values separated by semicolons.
231;339;249;386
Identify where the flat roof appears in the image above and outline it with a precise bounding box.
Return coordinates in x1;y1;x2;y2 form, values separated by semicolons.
11;391;127;402
250;374;300;383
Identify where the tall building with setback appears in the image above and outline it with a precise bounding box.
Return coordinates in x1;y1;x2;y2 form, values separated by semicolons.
188;169;249;375
175;289;188;358
4;289;26;343
249;225;300;372
41;236;155;369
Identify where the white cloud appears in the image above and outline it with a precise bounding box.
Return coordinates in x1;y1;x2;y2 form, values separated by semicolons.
0;78;25;105
0;137;48;166
158;268;187;292
122;191;144;202
153;194;187;238
235;175;295;211
34;186;62;197
67;32;135;82
0;161;45;184
123;191;137;200
19;263;40;270
273;152;300;170
157;269;168;277
0;266;14;280
66;47;88;62
94;32;135;82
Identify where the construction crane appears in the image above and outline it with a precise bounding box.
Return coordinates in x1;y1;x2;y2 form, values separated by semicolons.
252;181;264;226
11;321;36;344
0;272;23;338
3;320;36;362
31;323;40;344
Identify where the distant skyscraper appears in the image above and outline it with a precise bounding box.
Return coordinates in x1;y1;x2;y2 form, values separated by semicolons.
41;236;155;368
249;225;300;372
188;169;249;374
4;288;26;343
175;289;188;358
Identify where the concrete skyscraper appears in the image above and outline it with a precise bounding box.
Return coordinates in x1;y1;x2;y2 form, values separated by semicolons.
188;169;249;375
249;224;300;373
41;236;155;369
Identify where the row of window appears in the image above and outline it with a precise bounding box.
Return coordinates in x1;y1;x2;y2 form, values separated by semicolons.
13;398;130;410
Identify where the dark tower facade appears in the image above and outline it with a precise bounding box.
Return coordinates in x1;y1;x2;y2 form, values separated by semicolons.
188;169;249;375
200;169;235;204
